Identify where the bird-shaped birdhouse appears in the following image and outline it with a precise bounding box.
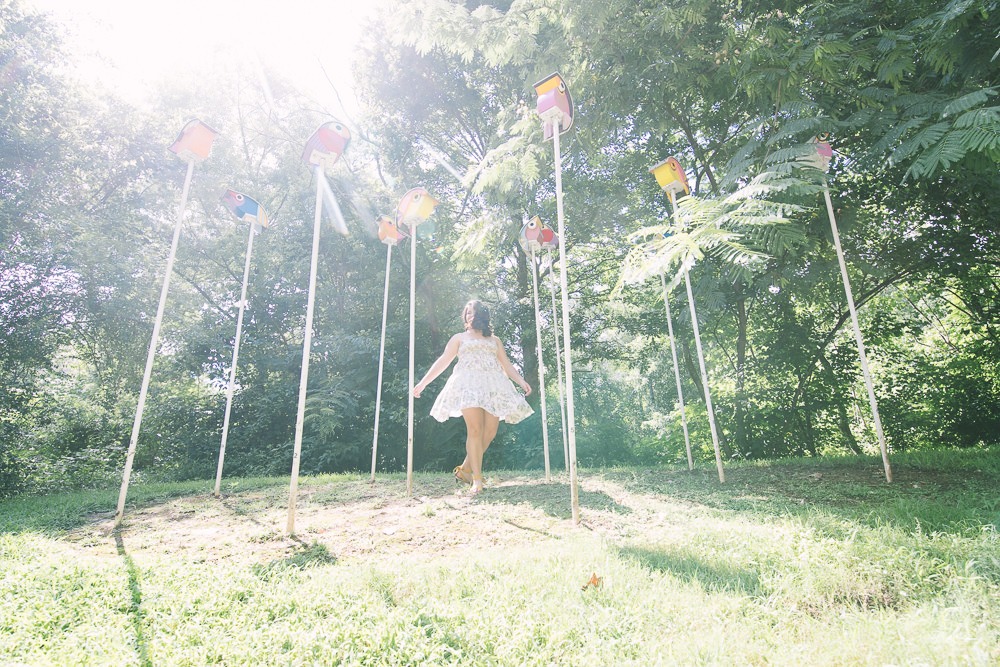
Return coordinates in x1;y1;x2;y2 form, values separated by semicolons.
519;216;544;254
396;187;439;236
519;215;558;254
534;72;574;140
302;120;351;169
804;134;833;172
169;119;219;163
377;214;407;246
221;190;269;228
649;157;690;197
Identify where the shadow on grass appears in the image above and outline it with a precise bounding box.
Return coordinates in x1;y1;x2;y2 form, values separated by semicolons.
616;543;766;597
0;478;294;535
604;451;1000;535
478;481;631;520
115;532;152;667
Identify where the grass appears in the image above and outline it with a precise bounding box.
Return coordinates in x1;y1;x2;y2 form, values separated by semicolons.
1;449;998;665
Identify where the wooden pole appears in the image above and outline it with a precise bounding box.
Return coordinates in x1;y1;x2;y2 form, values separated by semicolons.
116;158;194;527
529;245;551;481
406;226;417;496
822;180;893;482
668;191;725;483
214;221;256;497
659;272;693;470
551;123;580;522
286;167;324;535
371;244;393;481
545;249;570;469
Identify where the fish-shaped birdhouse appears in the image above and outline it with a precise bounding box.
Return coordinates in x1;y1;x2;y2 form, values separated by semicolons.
649;156;690;197
221;190;269;228
377;214;407;246
302;120;351;169
534;72;574;140
396;187;439;235
169;119;219;163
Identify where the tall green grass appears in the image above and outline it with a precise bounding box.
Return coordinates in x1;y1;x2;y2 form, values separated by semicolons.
1;450;997;665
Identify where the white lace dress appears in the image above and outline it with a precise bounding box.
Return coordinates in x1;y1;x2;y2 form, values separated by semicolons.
430;336;534;424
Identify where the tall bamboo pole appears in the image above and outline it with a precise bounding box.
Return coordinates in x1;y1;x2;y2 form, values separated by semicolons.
370;243;393;481
406;219;417;496
659;272;693;470
286;168;324;535
822;181;893;482
550;124;580;521
667;190;725;483
529;245;551;481
545;249;570;468
115;159;195;527
214;222;256;497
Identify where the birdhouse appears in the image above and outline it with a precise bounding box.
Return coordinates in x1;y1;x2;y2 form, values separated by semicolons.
804;134;833;172
302;120;351;169
519;215;558;254
649;156;690;197
221;190;269;228
534;72;574;140
396;187;439;233
169;119;219;163
377;214;407;246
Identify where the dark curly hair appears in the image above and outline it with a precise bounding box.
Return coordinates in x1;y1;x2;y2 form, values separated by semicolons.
464;300;492;337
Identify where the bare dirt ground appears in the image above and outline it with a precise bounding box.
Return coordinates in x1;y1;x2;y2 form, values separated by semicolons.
60;461;981;569
63;471;669;568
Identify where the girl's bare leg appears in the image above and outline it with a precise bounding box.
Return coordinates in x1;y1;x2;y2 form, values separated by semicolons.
461;407;486;493
459;412;499;478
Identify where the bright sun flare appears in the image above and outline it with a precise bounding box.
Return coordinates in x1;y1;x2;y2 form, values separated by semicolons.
26;0;373;113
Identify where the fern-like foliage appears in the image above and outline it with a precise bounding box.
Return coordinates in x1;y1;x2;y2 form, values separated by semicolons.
621;163;811;292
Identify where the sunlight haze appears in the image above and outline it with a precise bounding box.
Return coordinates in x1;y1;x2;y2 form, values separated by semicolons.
26;0;377;115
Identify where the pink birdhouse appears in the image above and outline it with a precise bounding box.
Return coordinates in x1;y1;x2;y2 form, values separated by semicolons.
649;156;691;197
302;121;351;169
377;214;407;246
168;119;219;163
519;215;558;254
806;134;833;172
519;216;544;253
534;72;574;140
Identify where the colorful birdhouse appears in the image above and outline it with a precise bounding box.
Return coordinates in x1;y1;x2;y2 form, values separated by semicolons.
804;134;833;172
169;119;219;163
649;156;690;197
221;190;269;228
519;215;558;254
534;72;574;140
377;214;407;246
396;187;439;233
519;216;544;253
302;120;351;169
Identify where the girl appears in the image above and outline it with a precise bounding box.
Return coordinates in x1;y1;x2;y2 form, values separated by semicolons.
413;300;533;494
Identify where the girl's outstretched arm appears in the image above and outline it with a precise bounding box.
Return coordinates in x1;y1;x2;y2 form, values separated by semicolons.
413;334;462;397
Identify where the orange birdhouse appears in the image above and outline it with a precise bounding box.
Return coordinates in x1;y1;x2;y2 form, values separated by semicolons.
377;214;407;246
169;119;219;163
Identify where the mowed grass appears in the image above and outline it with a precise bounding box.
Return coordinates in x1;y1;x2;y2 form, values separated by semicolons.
1;449;998;666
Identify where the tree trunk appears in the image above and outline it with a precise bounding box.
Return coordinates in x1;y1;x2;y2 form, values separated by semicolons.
734;294;750;457
817;353;864;455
